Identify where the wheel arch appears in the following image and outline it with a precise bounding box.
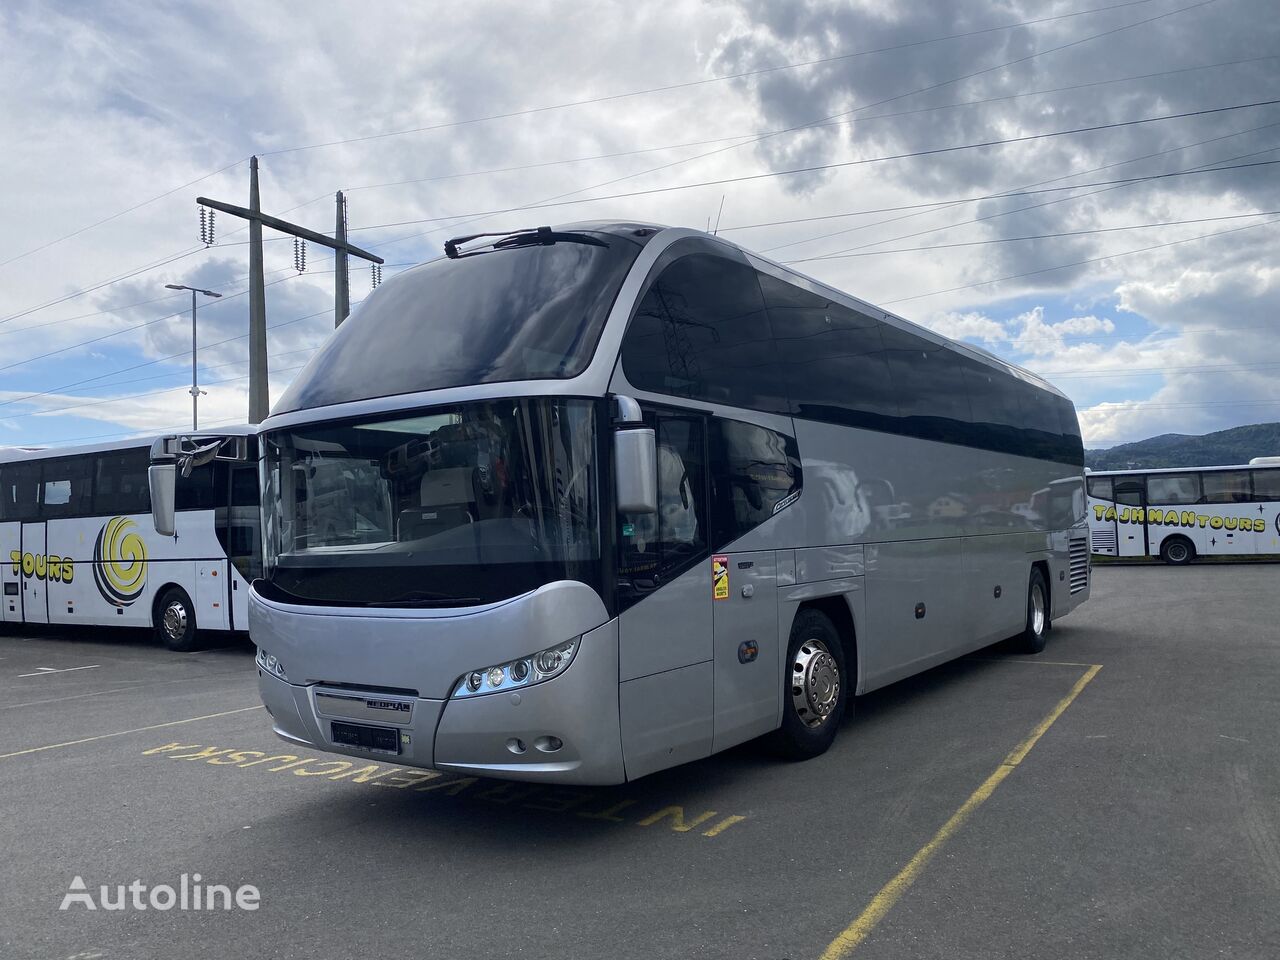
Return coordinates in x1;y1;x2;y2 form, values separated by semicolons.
1031;558;1052;617
1159;532;1195;561
150;581;189;628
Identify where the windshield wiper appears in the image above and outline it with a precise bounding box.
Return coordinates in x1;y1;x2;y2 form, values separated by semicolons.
444;225;608;259
375;590;482;608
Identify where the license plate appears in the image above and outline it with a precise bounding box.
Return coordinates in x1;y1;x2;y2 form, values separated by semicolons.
330;721;400;755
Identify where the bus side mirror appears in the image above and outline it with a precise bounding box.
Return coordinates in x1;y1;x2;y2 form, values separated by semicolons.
615;427;657;514
149;464;177;537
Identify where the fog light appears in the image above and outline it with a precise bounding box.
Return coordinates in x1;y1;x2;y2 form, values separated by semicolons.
486;666;505;688
466;671;483;692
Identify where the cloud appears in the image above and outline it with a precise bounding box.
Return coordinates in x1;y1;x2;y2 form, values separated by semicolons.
0;0;1276;453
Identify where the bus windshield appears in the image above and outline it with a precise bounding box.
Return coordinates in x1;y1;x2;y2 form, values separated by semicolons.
261;398;602;607
273;230;643;415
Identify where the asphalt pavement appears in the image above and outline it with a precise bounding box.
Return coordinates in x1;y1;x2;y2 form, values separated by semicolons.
1;565;1277;960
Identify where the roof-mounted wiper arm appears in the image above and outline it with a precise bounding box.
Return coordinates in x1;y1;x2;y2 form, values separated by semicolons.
444;225;608;259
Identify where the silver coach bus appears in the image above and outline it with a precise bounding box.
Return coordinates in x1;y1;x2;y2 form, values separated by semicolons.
155;222;1091;783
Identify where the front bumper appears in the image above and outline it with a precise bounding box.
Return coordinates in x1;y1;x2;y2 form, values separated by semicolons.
255;617;626;785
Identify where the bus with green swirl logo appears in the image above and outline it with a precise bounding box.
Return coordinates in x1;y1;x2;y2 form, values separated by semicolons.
0;426;259;650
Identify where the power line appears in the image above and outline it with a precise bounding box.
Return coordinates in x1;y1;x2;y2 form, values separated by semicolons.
776;124;1280;260
476;0;1224;244
880;215;1280;306
347;157;1280;239
785;210;1280;262
0;300;361;414
0;0;1160;282
258;0;1159;158
338;54;1278;198
4;364;311;422
0;158;247;272
347;0;1223;268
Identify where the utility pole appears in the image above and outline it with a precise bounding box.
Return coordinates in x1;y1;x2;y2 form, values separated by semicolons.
335;191;349;327
197;158;383;423
247;157;267;425
164;283;222;430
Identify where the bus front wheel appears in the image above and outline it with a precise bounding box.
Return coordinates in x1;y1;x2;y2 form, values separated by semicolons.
768;608;849;761
1013;567;1051;655
1159;536;1195;566
154;586;199;652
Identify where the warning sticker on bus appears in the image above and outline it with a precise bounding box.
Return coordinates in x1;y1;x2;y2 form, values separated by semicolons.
712;556;729;600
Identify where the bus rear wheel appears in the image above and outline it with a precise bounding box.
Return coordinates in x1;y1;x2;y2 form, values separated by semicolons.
768;608;849;761
1012;567;1051;654
154;586;200;652
1159;536;1195;566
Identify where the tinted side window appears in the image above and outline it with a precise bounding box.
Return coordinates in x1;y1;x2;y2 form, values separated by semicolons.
617;413;708;606
1252;469;1280;500
1015;381;1066;461
1114;479;1146;506
176;463;218;511
1054;395;1085;466
0;463;42;522
93;449;151;516
1148;474;1201;505
1087;476;1113;501
758;273;897;428
709;418;801;546
880;325;972;439
1201;470;1251;504
622;254;784;412
40;457;92;518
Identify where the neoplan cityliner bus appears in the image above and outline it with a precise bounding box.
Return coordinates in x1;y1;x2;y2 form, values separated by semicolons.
1087;462;1280;563
151;222;1090;783
1;427;260;649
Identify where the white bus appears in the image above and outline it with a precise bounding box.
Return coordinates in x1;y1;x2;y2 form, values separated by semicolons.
1;427;260;649
1087;462;1280;563
153;222;1091;783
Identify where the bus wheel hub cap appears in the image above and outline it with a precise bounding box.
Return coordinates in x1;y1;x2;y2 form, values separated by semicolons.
163;602;187;640
792;639;839;727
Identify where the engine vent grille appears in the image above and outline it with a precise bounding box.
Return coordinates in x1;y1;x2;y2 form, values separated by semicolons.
1069;539;1089;594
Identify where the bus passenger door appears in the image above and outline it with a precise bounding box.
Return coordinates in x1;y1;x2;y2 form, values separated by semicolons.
712;549;778;752
0;522;19;622
1113;480;1148;558
616;413;714;780
21;523;48;623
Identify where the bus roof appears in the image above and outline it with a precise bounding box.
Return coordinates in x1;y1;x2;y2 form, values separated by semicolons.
0;423;256;465
1087;462;1280;477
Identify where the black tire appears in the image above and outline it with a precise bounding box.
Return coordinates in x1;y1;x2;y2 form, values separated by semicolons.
1012;567;1051;654
767;608;850;761
1159;536;1195;566
154;586;200;651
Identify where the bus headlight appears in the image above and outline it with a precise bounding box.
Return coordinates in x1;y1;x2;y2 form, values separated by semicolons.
451;638;579;698
256;647;289;682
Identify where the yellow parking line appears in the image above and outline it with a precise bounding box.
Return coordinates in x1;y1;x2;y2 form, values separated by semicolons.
964;656;1097;667
820;664;1102;960
0;705;263;760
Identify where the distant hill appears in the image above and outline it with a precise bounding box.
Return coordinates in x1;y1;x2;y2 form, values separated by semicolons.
1085;422;1280;470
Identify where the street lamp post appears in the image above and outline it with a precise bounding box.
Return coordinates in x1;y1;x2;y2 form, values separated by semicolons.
164;283;222;430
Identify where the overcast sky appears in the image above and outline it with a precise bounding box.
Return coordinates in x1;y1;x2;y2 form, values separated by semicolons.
1;0;1277;449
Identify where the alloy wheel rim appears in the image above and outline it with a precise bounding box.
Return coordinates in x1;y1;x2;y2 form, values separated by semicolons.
1031;584;1046;636
790;638;840;728
163;601;188;641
